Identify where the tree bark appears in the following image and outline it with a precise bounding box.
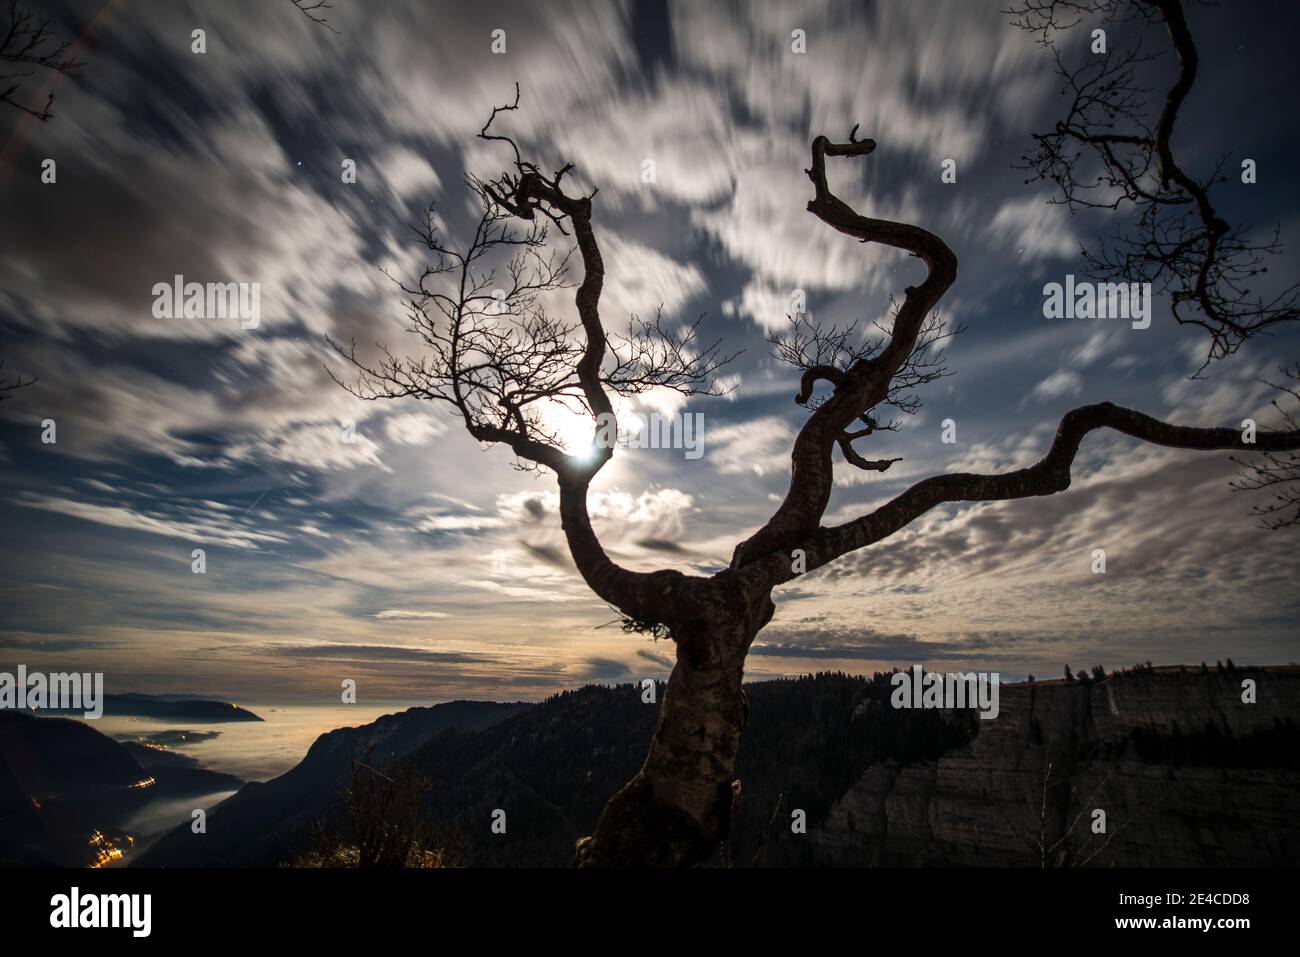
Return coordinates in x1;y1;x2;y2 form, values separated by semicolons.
575;576;773;867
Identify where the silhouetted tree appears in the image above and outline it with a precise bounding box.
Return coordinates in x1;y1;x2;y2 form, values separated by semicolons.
0;1;82;121
288;0;341;34
295;750;454;868
1009;0;1299;367
335;17;1300;864
993;733;1126;867
1232;365;1300;528
0;0;337;124
0;360;33;401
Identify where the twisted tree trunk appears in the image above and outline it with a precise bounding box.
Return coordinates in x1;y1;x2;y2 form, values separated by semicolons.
575;576;773;867
341;90;1300;866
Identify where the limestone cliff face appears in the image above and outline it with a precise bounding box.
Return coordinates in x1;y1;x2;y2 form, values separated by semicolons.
813;668;1300;866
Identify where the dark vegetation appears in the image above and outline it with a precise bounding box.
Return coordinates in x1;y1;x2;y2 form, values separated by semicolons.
294;673;975;867
0;711;243;867
290;670;1300;867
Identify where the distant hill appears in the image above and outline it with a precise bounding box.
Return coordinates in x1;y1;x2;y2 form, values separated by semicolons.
382;673;970;867
42;693;263;722
0;710;143;796
18;667;1300;867
138;667;1300;868
139;675;966;867
120;740;201;770
137;699;530;867
813;665;1300;867
0;711;244;867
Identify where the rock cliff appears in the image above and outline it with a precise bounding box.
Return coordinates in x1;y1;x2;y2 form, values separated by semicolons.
815;667;1300;866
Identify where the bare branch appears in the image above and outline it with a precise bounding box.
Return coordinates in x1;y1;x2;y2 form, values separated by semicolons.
1231;364;1300;528
0;0;83;121
741;400;1300;589
330;89;736;624
1009;0;1299;366
288;0;342;35
329;67;1298;866
729;130;958;569
0;359;34;400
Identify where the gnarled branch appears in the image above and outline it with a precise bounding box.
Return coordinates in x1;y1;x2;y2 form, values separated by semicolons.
330;88;734;625
730;129;958;569
0;0;83;121
1231;365;1300;529
288;0;341;34
740;401;1300;589
1010;0;1299;366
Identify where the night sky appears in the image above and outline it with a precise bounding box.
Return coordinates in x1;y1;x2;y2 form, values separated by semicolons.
2;0;1298;704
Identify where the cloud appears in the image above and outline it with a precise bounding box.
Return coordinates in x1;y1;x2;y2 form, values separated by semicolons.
1031;369;1084;400
752;627;1008;663
14;494;288;550
548;78;744;205
672;0;1048;163
693;161;920;303
384;412;446;446
602;233;708;320
2;0;1297;704
636;648;674;670
495;487;695;544
270;643;490;665
576;657;635;682
375;146;441;199
1074;330;1121;367
707;417;796;475
986;195;1080;260
1;104;375;343
227;421;388;472
723;281;800;334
